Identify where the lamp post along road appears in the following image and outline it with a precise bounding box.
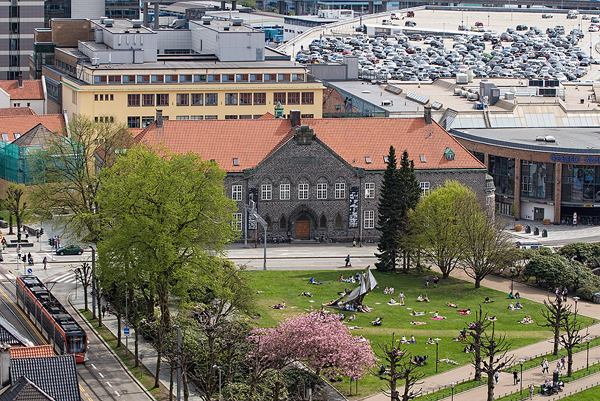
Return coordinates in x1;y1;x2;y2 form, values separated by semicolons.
435;338;441;373
519;359;525;394
450;382;456;401
213;365;222;400
90;246;97;320
586;336;592;370
573;296;580;316
175;325;182;401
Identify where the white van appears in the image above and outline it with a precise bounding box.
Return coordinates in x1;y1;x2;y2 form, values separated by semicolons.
516;240;543;249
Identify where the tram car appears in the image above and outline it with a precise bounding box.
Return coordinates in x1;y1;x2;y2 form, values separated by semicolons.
16;275;87;362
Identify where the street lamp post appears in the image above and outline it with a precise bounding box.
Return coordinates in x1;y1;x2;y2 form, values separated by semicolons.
519;359;525;394
174;325;181;401
573;296;580;316
213;365;222;400
434;338;441;373
90;246;97;321
510;266;516;295
586;336;592;370
450;382;456;401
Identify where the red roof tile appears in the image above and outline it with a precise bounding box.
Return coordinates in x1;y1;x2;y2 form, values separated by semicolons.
135;117;485;172
257;112;275;120
0;107;37;117
10;345;54;359
0;80;44;100
0;115;65;142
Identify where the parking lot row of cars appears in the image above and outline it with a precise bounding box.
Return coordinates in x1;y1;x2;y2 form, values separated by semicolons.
297;22;596;82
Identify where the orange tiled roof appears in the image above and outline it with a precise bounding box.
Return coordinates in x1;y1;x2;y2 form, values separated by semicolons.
0;80;44;100
0;107;37;117
257;112;275;120
10;345;54;359
135;117;485;172
0;114;65;142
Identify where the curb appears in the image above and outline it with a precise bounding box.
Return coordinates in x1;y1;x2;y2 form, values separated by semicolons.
67;292;157;401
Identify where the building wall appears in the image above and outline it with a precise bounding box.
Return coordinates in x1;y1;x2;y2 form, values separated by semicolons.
60;75;324;123
71;0;104;20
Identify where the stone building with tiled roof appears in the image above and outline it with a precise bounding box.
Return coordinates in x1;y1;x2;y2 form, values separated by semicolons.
0;78;46;116
135;109;494;242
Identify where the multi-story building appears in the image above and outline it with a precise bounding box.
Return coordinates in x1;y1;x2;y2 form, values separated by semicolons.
44;0;139;26
134;109;492;242
0;0;44;80
41;17;323;125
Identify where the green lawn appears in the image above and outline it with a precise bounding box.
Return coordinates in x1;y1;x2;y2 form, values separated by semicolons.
246;269;594;398
553;385;600;401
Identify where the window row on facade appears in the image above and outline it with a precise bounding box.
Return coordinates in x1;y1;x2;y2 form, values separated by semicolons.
232;210;376;231
231;183;377;202
91;73;306;85
125;92;315;107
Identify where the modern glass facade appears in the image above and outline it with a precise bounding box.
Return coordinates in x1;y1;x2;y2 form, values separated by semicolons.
561;164;600;204
488;155;515;197
520;161;555;202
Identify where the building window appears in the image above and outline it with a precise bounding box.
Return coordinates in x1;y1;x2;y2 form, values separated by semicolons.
151;75;164;83
127;116;140;128
194;75;206;82
236;74;248;82
225;115;238;119
288;92;300;105
176;93;189;106
317;183;327;199
205;115;218;120
250;74;262;82
176;116;189;120
190;115;203;120
222;74;235;82
254;93;266;105
319;215;327;229
180;75;192;82
157;94;169;106
94;75;107;84
207;74;220;82
123;75;135;83
142;94;154;106
262;184;272;200
301;114;314;118
335;214;343;229
142;116;154;128
278;74;290;82
239;115;252;119
302;92;314;104
280;183;290;200
335;183;346;199
274;92;286;105
365;183;375;198
191;93;203;106
165;75;178;83
264;74;276;82
265;216;272;229
232;185;243;201
127;94;140;106
99;94;104;101
420;182;430;196
280;215;287;230
521;175;532;193
225;93;238;105
232;213;242;231
239;93;252;105
292;73;304;82
364;210;375;229
298;183;309;200
205;93;218;106
110;94;114;100
137;75;150;83
95;94;98;101
108;75;121;84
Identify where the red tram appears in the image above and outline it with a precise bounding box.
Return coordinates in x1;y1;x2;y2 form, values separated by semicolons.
16;275;87;362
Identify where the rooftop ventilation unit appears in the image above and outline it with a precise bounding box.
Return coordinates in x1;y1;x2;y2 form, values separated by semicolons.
104;19;114;27
202;16;213;25
381;100;393;106
100;16;107;24
231;17;243;26
535;136;545;141
545;136;556;143
131;20;143;28
224;26;230;31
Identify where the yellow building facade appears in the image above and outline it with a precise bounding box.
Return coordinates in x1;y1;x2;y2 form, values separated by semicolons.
57;65;323;127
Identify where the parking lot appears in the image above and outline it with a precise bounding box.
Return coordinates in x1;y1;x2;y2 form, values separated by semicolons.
290;9;600;82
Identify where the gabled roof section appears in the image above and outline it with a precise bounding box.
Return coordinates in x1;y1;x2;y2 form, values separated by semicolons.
10;355;80;401
0;376;54;401
0;115;65;143
135;117;486;172
11;124;54;148
0;108;36;117
10;345;54;359
0;316;34;347
257;112;275;120
0;80;44;100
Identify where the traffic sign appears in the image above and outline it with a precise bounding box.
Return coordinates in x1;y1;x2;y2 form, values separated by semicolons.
27;268;32;274
124;328;130;335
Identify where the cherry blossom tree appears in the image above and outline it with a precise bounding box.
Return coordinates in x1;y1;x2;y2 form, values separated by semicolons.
249;312;377;381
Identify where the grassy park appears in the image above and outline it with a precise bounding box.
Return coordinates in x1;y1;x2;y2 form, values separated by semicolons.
247;269;594;398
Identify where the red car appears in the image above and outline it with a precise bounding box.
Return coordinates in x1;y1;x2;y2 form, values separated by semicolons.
475;21;484;27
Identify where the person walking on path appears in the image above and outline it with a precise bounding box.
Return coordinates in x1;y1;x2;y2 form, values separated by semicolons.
434;276;439;288
529;383;535;400
560;356;566;370
426;276;430;288
102;304;106;318
494;371;499;384
562;287;568;302
352;235;356;247
345;255;351;267
513;370;519;385
399;292;405;306
43;256;47;270
541;358;549;374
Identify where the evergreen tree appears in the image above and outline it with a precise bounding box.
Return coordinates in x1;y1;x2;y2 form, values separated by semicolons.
397;150;422;272
376;146;402;271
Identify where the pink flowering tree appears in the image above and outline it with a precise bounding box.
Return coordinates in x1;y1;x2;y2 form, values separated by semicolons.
249;312;377;380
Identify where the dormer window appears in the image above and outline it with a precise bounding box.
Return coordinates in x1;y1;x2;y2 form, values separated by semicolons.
365;157;371;164
444;148;455;161
233;158;239;166
384;156;389;163
420;155;426;163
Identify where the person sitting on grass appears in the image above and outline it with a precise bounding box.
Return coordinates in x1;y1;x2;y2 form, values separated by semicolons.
310;278;324;285
446;302;458;308
486;316;497;321
399;335;407;343
509;292;514;299
358;304;373;313
298;292;313;297
370;317;383;326
518;315;533;324
515;291;521;299
411;311;426;316
411;321;427;325
407;335;417;343
484;296;494;303
270;302;286;309
508;302;516;310
460;308;471;315
389;298;398;305
515;301;523;309
383;287;390;294
426;337;435;344
424;294;430;302
389;286;395;294
417;294;424;302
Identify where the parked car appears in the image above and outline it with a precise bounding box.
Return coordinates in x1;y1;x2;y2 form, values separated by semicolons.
458;25;468;31
406;11;414;17
405;21;416;27
542;14;553;19
475;21;484;27
56;245;84;256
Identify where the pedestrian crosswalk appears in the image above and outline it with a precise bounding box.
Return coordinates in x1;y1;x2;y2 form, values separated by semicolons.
45;271;78;285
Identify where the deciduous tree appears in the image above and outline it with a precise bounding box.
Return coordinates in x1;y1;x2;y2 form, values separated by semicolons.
480;321;513;401
538;296;567;356
464;305;492;382
559;308;585;377
6;184;27;240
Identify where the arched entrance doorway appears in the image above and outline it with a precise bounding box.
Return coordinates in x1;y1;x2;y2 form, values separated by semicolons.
295;214;311;239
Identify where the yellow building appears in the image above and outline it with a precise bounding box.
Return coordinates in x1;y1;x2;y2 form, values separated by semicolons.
41;18;323;126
